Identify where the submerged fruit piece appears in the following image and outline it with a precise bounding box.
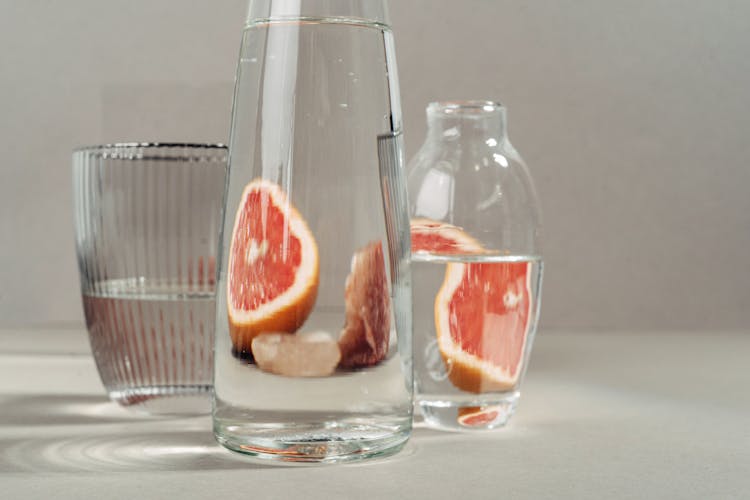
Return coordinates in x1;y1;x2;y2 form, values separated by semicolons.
457;406;504;427
227;178;319;353
338;241;391;368
410;218;484;254
251;332;341;377
435;261;532;393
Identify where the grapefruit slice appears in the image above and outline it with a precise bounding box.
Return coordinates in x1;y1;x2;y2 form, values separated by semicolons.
338;241;391;368
410;218;484;254
435;260;532;393
457;405;504;427
227;178;319;352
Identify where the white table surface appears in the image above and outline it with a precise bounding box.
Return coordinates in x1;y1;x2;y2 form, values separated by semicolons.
1;327;748;499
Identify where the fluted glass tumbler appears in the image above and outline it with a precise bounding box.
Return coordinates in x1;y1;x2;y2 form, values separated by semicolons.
72;143;227;415
213;0;412;462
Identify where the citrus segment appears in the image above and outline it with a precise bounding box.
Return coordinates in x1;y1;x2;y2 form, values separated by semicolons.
227;178;319;352
338;241;391;368
410;218;484;254
457;405;503;427
435;261;532;393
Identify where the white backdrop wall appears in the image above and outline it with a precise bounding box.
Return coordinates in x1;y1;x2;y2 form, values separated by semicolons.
1;0;748;330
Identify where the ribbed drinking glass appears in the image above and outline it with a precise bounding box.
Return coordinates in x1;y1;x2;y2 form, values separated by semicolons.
72;143;227;415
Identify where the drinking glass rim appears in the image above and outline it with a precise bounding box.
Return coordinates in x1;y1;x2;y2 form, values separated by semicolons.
246;16;391;30
73;142;227;162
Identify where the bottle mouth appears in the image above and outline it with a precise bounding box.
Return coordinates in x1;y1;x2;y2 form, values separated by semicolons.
427;100;504;117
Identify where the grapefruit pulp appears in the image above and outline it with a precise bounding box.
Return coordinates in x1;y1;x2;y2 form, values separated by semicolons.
456;405;504;427
435;260;532;393
227;178;319;353
410;218;483;255
338;241;391;368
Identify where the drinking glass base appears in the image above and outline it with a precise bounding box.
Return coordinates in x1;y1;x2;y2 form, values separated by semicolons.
418;392;519;431
109;384;212;416
214;420;411;464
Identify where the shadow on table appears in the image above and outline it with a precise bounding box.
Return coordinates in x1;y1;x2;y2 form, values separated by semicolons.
0;394;529;473
0;394;153;426
0;395;432;472
0;394;269;472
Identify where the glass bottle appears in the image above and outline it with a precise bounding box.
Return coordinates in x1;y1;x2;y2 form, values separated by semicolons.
408;101;543;430
213;0;412;462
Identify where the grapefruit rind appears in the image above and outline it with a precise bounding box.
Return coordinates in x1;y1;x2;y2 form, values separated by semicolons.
227;178;319;351
434;262;532;394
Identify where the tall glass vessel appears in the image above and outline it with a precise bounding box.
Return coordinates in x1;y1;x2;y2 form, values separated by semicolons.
213;0;412;462
408;101;543;431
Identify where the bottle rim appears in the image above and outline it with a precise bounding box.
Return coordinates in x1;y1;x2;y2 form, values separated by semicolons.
427;101;505;117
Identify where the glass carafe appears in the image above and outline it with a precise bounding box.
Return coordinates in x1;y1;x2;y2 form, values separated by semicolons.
408;101;543;430
213;0;412;462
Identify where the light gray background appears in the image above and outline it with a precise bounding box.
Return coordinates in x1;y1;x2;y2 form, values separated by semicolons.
1;0;748;331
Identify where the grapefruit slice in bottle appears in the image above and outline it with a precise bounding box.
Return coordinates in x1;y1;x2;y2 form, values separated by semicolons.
227;178;319;353
456;405;504;427
411;218;533;394
434;260;532;393
410;218;484;254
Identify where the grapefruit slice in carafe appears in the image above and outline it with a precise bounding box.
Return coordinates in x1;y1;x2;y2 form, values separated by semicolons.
338;241;391;368
227;178;319;353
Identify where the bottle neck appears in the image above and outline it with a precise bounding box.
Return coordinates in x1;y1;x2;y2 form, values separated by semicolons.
426;101;507;143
